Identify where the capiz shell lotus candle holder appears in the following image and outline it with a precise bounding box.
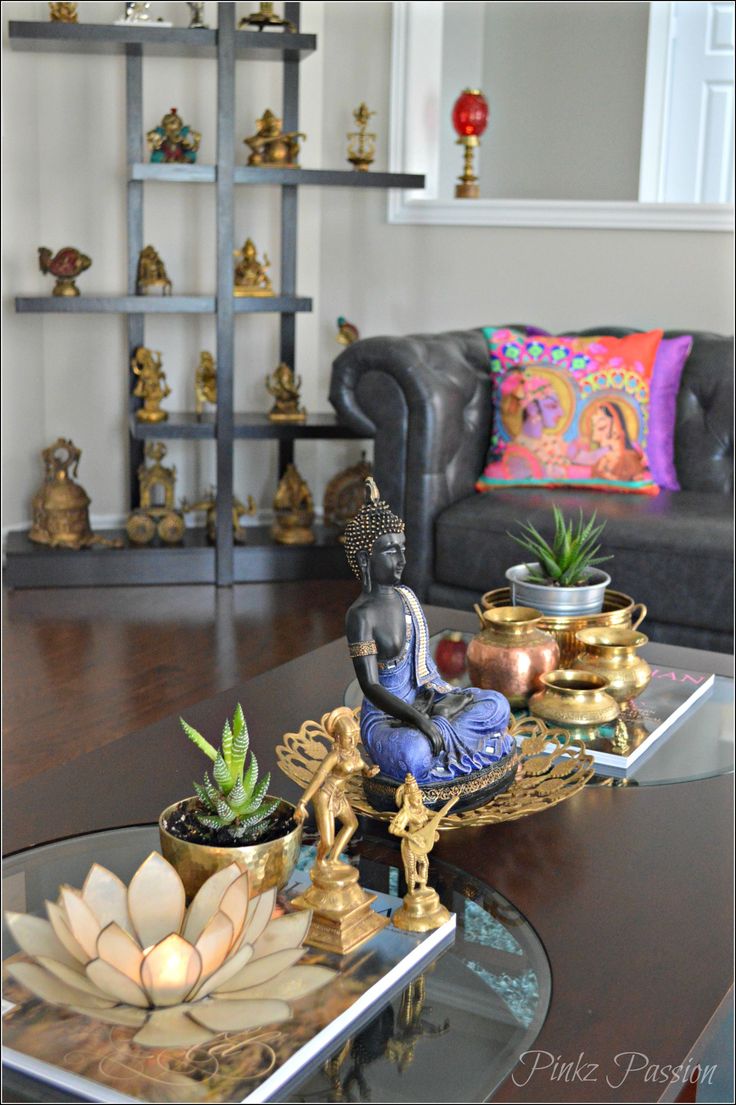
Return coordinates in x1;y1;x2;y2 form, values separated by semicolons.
5;853;334;1048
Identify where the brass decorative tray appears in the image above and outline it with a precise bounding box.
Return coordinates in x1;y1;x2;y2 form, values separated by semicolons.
277;711;594;832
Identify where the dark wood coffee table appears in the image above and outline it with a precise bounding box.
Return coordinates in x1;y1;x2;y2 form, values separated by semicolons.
3;606;733;1103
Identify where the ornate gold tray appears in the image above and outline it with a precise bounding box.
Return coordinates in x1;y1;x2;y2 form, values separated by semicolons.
276;711;594;832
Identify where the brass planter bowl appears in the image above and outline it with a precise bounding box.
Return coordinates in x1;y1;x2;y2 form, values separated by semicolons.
572;627;652;702
159;796;302;902
482;587;647;668
528;669;620;728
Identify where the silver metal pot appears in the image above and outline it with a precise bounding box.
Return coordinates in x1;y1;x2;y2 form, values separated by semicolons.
505;563;611;617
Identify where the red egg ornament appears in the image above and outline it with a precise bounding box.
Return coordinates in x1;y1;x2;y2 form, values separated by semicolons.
452;88;489;199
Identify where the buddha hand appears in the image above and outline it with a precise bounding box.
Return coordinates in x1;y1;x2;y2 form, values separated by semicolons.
431;690;474;722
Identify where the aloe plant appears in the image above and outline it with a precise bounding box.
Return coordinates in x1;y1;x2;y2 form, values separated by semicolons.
509;506;613;587
180;703;279;841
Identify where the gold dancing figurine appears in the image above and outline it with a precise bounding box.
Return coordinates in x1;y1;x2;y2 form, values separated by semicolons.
272;463;315;544
244;109;305;168
388;774;457;932
292;707;388;954
266;362;306;422
136;245;172;296
132;346;170;423
233;238;274;297
347;103;377;171
194;350;217;415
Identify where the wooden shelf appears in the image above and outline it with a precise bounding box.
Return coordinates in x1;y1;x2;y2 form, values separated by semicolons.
130;164;216;184
129;412;373;441
130;164;426;190
15;295;312;314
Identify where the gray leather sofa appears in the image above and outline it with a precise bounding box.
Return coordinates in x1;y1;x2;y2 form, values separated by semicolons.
330;326;734;653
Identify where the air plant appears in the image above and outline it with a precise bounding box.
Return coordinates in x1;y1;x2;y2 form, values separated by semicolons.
180;703;279;841
509;506;613;587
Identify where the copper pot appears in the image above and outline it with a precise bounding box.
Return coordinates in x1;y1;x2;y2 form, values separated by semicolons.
572;627;652;702
466;604;560;707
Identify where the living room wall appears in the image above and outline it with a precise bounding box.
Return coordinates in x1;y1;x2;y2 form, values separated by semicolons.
2;0;733;536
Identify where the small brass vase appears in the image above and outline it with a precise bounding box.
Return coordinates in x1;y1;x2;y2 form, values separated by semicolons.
572;628;652;703
529;670;620;728
466;605;559;707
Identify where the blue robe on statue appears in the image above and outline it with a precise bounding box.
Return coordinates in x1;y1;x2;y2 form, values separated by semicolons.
360;586;514;783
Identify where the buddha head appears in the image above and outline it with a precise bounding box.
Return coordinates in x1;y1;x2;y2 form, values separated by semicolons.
343;478;406;591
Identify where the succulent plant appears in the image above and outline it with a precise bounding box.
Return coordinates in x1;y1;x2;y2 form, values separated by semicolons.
509;506;613;587
180;703;279;840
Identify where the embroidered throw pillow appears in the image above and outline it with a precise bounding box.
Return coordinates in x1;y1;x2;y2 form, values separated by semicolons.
477;328;664;496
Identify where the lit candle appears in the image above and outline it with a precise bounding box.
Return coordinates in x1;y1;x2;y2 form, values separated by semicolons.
140;934;202;1007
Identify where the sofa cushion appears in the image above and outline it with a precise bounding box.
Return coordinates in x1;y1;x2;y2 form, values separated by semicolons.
434;487;733;633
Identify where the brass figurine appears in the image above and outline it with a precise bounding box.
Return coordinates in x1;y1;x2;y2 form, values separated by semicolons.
187;1;208;28
233;238;273;296
181;488;256;544
336;316;360;345
38;247;91;297
292;707;388;954
272;463;315;544
244;108;305;168
127;443;185;545
147;107;200;164
48;2;78;21
238;2;296;32
388;774;457;932
29;439;122;550
116;2;171;26
323;455;373;534
266;362;306;422
136;245;172;296
347;103;377;172
194;350;217;415
132;346;170;423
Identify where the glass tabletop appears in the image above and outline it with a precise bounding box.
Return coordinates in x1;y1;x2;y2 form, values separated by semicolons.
2;826;551;1104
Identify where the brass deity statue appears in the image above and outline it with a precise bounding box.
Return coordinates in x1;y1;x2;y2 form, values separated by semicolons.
29;439;121;550
136;245;172;296
272;463;315;544
347;103;377;172
265;361;306;422
132;346;170;423
244;109;305;168
292;707;388;953
38;246;91;297
388;774;456;932
48;2;78;21
147;107;200;164
238;2;296;32
233;238;273;297
181;488;256;544
194;350;217;415
323;455;373;535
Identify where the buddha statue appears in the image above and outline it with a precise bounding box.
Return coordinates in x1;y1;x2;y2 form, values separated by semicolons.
344;479;515;790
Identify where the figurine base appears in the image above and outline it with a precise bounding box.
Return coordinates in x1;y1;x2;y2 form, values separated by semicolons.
137;282;172;296
233;287;275;297
392;888;452;933
272;524;315;545
115;19;172;26
455;181;480;199
135;411;168;424
291;862;389;954
348;159;373;172
268;410;307;422
52;281;79;297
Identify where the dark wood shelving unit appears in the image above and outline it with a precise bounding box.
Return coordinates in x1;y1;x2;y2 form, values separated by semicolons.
6;3;423;589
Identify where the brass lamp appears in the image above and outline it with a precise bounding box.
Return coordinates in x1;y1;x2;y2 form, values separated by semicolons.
452;88;489;199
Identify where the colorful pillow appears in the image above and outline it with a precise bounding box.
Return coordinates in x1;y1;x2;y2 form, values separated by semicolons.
477;328;664;496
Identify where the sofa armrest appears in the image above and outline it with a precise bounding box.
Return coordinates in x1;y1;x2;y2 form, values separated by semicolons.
329;328;493;598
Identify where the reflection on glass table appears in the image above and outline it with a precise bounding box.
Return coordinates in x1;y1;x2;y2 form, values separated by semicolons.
2;827;550;1105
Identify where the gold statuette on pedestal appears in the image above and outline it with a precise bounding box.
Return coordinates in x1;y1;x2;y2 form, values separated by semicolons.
238;2;296;32
272;463;315;544
30;439;122;550
49;2;78;21
266;362;306;421
244;109;305;168
347;103;376;172
132;346;170;423
233;238;274;297
388;774;457;932
291;708;389;954
136;245;172;296
181;488;256;544
38;246;91;297
194;350;217;415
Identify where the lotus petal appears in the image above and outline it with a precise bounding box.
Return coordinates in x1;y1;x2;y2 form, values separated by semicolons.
5;912;84;972
87;958;150;1008
188;997;290;1033
127;853;185;950
70;1005;148;1028
140;934;201;1007
133;1006;214;1048
97;922;144;984
221;964;336;1003
46;901;89;965
252;911;311;960
218;872;249;947
6;961;115;1009
82;864;135;936
36;955;119;1002
213;947;304;994
239;886;276;950
59;887;101;960
194;911;234;980
189;941;253;1001
182;863;242;946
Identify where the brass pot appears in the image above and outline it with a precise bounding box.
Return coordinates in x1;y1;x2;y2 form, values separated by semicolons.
528;669;620;727
466;605;559;707
572;627;651;702
159;796;302;902
481;587;647;668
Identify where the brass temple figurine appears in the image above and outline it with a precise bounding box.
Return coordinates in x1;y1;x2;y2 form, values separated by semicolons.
30;439;122;550
388;775;456;932
38;246;91;297
272;463;315;544
244;109;305;168
233;238;273;296
136;245;172;296
238;2;296;32
181;488;256;544
132;346;170;423
194;350;217;415
127;443;185;545
48;2;78;21
265;362;306;422
147;107;200;164
292;707;388;953
347;103;377;172
323;455;373;535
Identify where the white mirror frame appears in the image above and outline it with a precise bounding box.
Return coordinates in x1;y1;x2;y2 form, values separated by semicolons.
387;1;734;231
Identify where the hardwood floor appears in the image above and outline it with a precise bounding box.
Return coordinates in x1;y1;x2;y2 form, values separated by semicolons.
2;580;356;787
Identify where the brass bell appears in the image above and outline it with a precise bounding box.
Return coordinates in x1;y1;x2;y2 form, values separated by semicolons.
29;438;121;550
